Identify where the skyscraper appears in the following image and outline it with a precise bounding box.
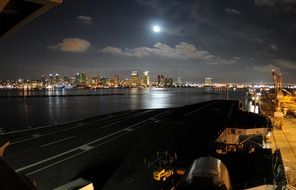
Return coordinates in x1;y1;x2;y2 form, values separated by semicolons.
142;71;149;87
156;74;165;86
131;71;139;86
49;73;54;84
75;73;80;84
113;74;119;82
55;73;59;83
81;72;87;83
41;75;46;86
176;77;182;87
205;77;213;86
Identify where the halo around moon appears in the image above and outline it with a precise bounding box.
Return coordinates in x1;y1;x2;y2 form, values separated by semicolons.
152;25;161;33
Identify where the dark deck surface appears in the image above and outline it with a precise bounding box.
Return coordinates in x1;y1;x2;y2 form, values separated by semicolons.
0;100;273;190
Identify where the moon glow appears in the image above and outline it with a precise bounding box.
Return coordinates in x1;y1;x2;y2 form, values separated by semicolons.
152;25;161;33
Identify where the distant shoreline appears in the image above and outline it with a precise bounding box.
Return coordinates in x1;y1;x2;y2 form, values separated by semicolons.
0;93;124;98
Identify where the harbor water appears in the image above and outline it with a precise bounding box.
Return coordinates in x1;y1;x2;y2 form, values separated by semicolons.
0;88;246;131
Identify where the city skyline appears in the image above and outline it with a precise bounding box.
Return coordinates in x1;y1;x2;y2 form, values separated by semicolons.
0;0;296;82
0;70;289;84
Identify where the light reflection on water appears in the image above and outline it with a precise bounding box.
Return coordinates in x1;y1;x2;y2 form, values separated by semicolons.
0;88;246;130
147;88;171;108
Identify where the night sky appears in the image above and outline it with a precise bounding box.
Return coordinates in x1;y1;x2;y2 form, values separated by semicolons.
0;0;296;83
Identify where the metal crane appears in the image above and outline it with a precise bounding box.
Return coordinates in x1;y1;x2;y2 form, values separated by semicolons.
272;69;284;129
272;69;283;112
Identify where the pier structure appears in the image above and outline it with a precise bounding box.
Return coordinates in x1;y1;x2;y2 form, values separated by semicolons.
260;95;296;188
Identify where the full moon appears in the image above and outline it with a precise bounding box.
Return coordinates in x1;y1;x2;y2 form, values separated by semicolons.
152;25;161;33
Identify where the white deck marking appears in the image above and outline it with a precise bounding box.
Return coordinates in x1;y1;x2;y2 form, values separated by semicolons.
122;128;134;132
40;136;75;148
79;145;93;151
32;133;42;138
11;111;150;145
25;131;131;176
100;121;120;129
15;128;132;173
15;111;169;174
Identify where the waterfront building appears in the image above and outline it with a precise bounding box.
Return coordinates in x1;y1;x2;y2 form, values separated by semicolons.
177;77;182;84
157;75;165;87
113;75;119;82
49;73;54;84
55;73;60;83
41;75;46;85
63;75;70;83
80;72;87;83
142;71;150;87
131;71;139;87
165;78;173;87
205;77;213;87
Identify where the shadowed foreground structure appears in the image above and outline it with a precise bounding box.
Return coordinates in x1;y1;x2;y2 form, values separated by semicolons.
0;100;273;190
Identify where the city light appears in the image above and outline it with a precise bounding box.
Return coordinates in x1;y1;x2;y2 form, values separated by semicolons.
1;72;294;90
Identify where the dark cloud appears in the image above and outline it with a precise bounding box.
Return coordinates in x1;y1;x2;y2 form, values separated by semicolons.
251;64;280;73
273;59;296;69
100;42;237;65
49;38;91;52
254;0;296;12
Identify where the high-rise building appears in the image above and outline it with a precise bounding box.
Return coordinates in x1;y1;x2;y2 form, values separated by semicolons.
161;75;165;84
80;72;87;83
18;78;24;84
63;75;70;83
99;76;110;86
165;78;173;87
157;75;161;85
157;75;165;86
113;74;119;82
111;75;120;87
76;72;87;86
177;77;182;84
142;71;149;87
176;77;182;87
41;75;46;85
131;71;139;86
49;73;54;84
205;77;213;86
55;73;59;83
92;75;99;82
75;73;80;82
